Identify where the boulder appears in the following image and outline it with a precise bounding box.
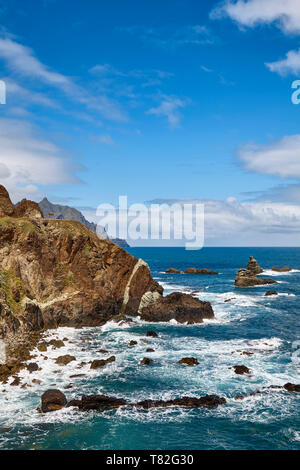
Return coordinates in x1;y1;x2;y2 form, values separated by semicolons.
272;266;292;272
232;365;250;375
265;290;278;296
140;357;153;365
90;356;115;369
165;268;182;274
146;330;159;338
26;362;39;373
146;348;155;353
41;389;67;412
185;267;218;275
129;340;137;347
49;339;65;348
283;383;300;392
55;355;76;365
178;357;199;366
140;292;214;324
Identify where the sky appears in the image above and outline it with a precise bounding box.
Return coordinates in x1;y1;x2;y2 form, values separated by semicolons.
1;0;300;245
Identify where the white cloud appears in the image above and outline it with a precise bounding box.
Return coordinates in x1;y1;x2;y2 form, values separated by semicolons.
147;95;188;128
211;0;300;35
93;134;115;145
0;36;127;122
266;48;300;75
238;134;300;178
0;118;81;201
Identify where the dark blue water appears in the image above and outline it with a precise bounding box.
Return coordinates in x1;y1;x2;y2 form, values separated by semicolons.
0;248;299;449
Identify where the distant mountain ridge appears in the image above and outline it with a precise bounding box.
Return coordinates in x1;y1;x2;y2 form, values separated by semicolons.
39;198;129;248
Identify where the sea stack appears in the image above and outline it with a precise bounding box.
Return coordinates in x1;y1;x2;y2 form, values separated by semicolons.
235;256;276;287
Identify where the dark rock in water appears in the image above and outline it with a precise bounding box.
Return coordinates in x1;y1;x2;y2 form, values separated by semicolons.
129;340;137;346
11;376;21;386
37;343;47;352
141;292;214;324
185;267;218;275
235;257;276;287
49;339;65;349
41;389;67;412
224;298;236;303
247;256;263;274
265;290;278;296
55;355;76;365
27;362;39;373
233;365;250;375
135;395;226;409
146;330;159;338
146;348;155;353
96;349;109;354
90;356;115;369
284;383;300;392
140;357;153;365
165;268;182;274
178;357;199;366
272;266;291;272
78;395;127;410
66;399;82;408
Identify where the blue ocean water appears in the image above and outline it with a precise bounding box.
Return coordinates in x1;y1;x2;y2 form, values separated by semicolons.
0;247;299;450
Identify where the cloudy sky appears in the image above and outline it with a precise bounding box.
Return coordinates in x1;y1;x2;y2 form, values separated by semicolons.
1;0;300;245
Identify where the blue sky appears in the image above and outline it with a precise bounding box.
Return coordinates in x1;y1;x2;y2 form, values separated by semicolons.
1;0;300;245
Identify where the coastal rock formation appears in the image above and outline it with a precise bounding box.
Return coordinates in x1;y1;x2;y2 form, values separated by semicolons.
247;256;263;274
272;266;292;272
140;357;153;365
235;256;276;287
185;267;218;275
90;356;115;369
165;268;182;274
232;365;250;375
40;389;67;413
135;395;226;409
140;292;214;324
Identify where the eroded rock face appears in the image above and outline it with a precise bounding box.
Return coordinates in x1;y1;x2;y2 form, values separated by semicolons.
41;389;67;413
235;257;276;287
140;292;214;324
0;186;42;219
247;256;263;274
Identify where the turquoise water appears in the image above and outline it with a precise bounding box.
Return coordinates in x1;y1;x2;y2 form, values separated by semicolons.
0;247;299;449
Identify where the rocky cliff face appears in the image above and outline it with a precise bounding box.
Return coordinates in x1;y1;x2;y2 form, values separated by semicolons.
0;186;214;369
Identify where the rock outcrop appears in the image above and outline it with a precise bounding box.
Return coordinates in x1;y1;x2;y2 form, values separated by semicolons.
235;256;276;287
40;389;67;413
185;267;218;275
165;268;182;274
272;266;292;272
247;256;263;274
265;290;278;296
140;292;214;324
0;185;42;219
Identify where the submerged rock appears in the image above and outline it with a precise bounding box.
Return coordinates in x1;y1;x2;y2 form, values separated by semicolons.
140;292;214;324
135;395;226;409
178;357;199;366
146;330;159;338
140;357;153;365
265;290;278;296
40;389;67;413
232;365;250;375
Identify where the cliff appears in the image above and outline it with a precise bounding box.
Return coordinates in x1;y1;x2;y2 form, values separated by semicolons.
39;197;129;248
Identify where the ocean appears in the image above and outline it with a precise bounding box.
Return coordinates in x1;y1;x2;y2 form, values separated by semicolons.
0;247;299;450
